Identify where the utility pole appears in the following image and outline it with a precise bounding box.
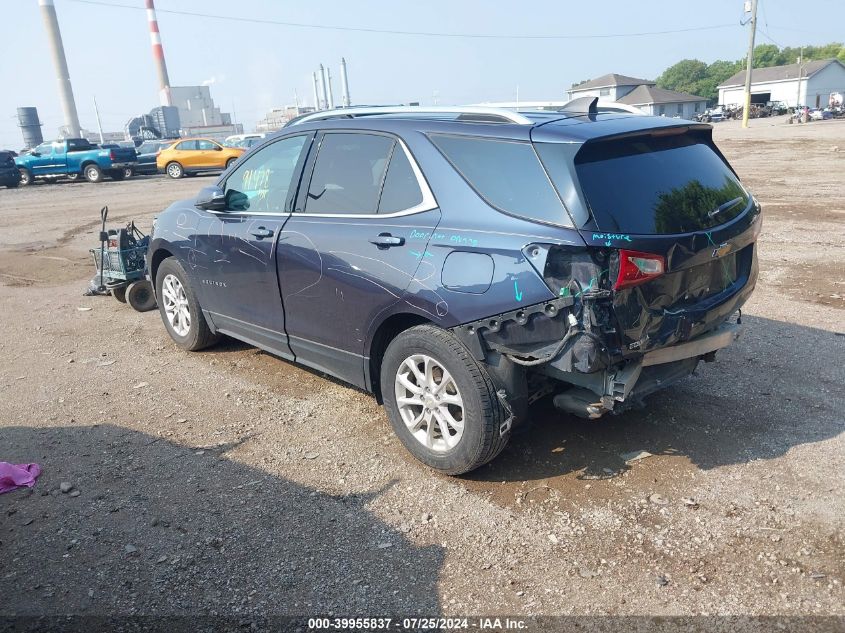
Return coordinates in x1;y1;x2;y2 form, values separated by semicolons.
741;0;759;129
795;48;804;112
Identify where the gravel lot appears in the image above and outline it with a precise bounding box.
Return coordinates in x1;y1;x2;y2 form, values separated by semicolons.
0;117;843;625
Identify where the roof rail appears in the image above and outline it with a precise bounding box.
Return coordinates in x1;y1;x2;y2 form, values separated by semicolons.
283;106;534;127
556;98;645;115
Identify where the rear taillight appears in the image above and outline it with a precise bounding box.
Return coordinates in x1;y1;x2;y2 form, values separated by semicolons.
109;150;116;160
614;250;665;290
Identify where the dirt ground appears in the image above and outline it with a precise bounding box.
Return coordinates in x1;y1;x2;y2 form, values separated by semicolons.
0;117;843;626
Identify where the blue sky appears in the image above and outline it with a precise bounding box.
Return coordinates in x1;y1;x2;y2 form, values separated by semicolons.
1;0;843;148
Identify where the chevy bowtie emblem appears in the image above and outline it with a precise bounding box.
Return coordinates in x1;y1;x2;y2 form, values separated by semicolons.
712;242;731;258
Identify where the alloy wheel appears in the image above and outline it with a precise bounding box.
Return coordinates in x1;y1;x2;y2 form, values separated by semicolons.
394;354;464;452
161;273;191;336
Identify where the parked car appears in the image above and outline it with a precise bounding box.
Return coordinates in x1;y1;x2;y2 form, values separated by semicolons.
15;138;137;185
0;150;21;188
808;108;833;121
99;143;137;178
156;138;244;178
224;133;265;146
133;140;175;175
147;103;760;475
225;136;265;149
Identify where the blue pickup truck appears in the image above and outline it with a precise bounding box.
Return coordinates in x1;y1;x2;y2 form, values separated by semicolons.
15;138;137;185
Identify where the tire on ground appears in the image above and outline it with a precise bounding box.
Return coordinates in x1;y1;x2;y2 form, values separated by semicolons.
166;162;184;179
154;257;218;351
111;286;127;303
84;164;103;183
380;324;511;475
126;280;157;312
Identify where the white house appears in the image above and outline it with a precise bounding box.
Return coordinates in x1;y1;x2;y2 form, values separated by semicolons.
567;74;654;101
616;85;708;119
718;59;845;109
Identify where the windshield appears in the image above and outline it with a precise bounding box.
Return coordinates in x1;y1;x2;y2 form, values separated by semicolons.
544;132;749;234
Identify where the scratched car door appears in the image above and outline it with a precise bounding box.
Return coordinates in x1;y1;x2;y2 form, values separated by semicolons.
276;131;441;386
193;133;313;356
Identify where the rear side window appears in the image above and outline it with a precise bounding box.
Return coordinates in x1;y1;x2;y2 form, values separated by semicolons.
305;133;394;214
429;134;571;227
569;132;749;234
378;146;423;213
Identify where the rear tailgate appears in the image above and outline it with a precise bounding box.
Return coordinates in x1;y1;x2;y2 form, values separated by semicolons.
108;147;138;164
537;124;761;357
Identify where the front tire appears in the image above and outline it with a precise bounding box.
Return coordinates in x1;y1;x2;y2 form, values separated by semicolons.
123;167;133;179
155;258;218;351
84;164;103;183
225;157;238;170
165;162;184;179
381;325;510;475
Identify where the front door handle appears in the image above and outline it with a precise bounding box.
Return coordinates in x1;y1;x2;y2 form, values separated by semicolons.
250;227;274;239
369;233;405;249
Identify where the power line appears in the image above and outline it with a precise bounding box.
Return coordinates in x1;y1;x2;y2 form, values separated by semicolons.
66;0;737;40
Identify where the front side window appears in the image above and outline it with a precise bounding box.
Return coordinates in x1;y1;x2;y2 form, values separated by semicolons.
197;140;218;151
430;134;571;226
33;143;53;155
305;133;394;214
223;134;308;213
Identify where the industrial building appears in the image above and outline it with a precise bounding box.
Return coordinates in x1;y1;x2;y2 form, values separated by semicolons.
255;106;316;132
717;59;845;109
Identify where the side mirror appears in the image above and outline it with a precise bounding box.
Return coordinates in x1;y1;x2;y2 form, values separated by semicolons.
195;185;226;211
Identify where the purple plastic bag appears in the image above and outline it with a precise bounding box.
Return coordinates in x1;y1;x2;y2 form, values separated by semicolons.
0;462;42;494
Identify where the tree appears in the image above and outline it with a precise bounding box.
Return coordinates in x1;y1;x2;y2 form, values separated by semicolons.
752;44;783;68
656;59;709;95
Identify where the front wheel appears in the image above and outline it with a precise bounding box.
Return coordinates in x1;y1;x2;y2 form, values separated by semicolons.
84;164;103;183
155;258;218;351
225;157;238;170
123;167;133;179
165;162;184;179
380;325;510;475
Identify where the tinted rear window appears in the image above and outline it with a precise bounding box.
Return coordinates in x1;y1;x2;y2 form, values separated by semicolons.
430;134;572;227
569;133;748;234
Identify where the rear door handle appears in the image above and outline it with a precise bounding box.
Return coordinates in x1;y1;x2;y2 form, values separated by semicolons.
250;227;274;239
369;233;405;248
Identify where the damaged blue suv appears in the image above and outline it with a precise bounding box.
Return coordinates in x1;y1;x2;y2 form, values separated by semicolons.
147;101;759;474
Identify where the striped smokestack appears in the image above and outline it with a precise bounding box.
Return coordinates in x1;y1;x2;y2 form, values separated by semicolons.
145;0;172;106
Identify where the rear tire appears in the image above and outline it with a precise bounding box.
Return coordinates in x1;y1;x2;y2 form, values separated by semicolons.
165;162;184;179
380;324;511;475
18;168;33;186
155;258;218;351
123;167;133;179
126;280;157;312
84;164;103;183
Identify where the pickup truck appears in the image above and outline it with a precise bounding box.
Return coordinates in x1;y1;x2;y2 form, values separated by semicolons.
15;138;137;185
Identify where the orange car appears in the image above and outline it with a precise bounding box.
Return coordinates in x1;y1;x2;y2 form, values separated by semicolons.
156;138;245;179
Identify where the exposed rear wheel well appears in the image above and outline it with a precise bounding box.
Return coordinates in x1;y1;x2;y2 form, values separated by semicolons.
150;249;173;288
368;313;431;403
